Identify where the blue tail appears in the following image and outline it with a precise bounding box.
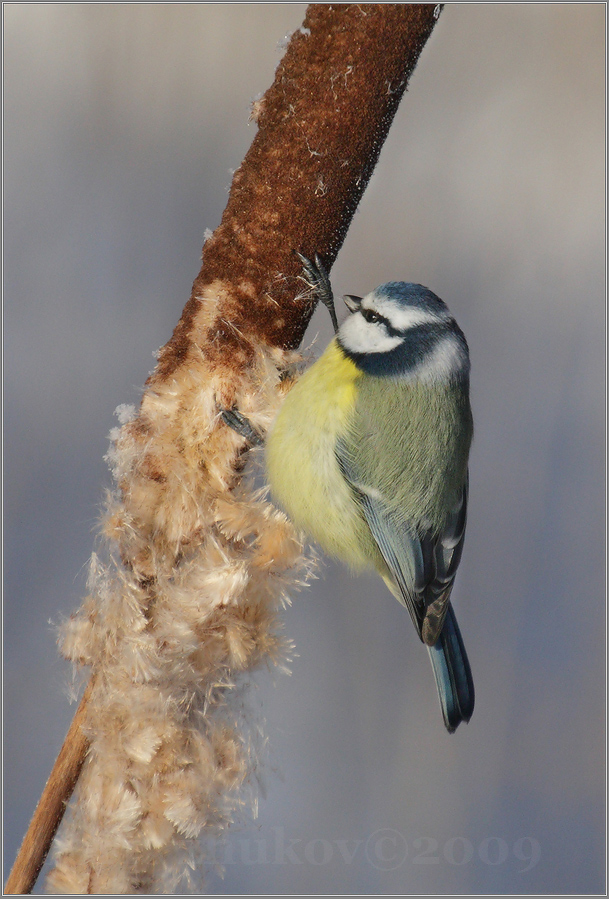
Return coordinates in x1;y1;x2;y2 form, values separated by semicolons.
427;604;474;733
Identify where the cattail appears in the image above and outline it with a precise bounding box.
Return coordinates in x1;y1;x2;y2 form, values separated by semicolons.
47;332;315;893
6;7;442;893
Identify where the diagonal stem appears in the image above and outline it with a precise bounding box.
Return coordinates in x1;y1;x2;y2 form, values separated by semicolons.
4;678;94;895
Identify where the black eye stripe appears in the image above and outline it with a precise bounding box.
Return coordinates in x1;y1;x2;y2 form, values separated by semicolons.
361;308;382;324
360;307;402;336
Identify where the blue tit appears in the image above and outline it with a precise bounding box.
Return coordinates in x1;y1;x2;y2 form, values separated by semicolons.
264;256;474;733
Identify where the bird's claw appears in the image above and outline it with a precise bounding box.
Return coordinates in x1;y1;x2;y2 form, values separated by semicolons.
221;408;264;447
296;251;339;333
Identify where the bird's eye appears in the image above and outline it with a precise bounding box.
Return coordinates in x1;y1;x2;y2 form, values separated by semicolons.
362;308;381;325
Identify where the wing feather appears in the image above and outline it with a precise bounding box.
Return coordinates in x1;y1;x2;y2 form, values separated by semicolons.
337;442;468;647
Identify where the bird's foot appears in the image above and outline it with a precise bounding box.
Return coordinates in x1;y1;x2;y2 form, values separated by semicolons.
296;251;338;333
221;408;264;446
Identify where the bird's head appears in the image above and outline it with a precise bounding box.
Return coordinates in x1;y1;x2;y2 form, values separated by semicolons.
337;282;470;382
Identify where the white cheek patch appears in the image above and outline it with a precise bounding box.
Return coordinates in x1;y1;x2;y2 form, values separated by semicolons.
338;311;402;354
363;294;448;331
413;335;469;382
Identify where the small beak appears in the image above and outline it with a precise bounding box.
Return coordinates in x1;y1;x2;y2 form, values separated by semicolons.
343;294;362;312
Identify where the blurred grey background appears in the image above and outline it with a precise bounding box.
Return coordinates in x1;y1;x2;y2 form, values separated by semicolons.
3;4;605;894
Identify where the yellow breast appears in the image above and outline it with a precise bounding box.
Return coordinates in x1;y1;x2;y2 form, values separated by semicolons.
265;340;375;569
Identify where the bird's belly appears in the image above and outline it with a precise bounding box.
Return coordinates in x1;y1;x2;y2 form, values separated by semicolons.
265;343;376;569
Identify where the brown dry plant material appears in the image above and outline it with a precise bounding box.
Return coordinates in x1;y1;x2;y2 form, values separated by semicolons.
49;354;310;893
7;5;442;894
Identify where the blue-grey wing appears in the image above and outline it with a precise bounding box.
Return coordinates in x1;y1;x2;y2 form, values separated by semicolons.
337;445;468;647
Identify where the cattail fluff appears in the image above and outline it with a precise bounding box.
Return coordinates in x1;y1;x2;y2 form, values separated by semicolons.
46;287;314;894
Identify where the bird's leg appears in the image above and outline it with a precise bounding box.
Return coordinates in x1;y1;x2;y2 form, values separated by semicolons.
220;408;264;446
297;251;339;333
